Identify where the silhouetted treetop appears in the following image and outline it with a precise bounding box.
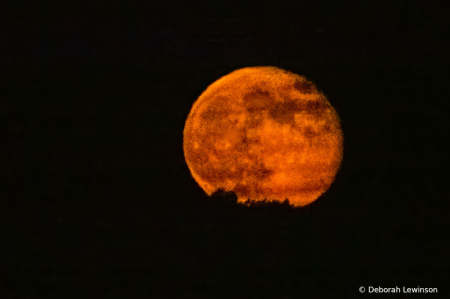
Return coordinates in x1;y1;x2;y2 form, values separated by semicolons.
209;189;294;210
210;188;238;204
243;198;294;212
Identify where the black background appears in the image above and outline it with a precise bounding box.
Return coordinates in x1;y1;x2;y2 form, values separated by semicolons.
1;0;449;297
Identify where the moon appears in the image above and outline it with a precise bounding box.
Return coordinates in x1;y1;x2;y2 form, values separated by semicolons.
183;66;343;207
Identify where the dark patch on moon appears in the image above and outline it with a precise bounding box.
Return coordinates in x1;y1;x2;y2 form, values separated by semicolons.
305;99;328;115
269;101;302;125
295;183;326;194
202;167;229;183
247;114;264;129
234;134;260;153
202;131;226;147
268;98;329;126
191;150;209;164
251;162;274;181
200;96;231;121
293;80;315;94
202;162;245;185
243;87;273;113
303;126;321;140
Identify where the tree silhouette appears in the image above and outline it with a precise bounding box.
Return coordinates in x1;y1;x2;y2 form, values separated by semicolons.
210;188;238;205
209;189;294;210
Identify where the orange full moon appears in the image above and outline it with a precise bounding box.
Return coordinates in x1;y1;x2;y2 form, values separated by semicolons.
183;66;343;207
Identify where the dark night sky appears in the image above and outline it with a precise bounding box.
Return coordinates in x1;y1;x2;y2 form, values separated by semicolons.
1;0;449;297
